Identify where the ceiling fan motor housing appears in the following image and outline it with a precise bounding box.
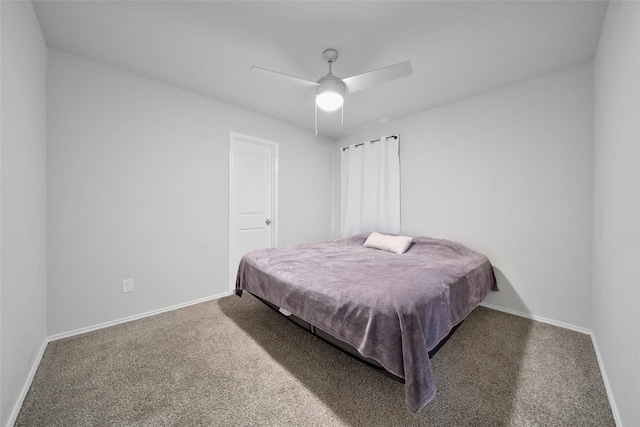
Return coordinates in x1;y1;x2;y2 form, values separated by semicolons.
317;74;346;94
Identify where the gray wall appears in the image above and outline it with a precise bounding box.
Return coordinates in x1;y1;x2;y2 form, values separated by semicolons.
0;1;48;425
593;1;640;425
47;49;334;336
337;64;594;330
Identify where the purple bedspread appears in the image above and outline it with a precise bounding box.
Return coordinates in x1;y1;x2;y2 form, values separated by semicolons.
235;233;497;413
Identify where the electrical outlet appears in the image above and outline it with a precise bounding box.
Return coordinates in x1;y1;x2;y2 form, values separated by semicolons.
122;278;134;293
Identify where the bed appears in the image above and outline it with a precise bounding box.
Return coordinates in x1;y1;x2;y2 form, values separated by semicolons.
235;232;497;413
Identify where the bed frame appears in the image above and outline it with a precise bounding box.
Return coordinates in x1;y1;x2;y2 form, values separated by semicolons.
253;293;462;384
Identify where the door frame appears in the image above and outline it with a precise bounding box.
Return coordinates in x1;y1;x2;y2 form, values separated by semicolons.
228;131;279;293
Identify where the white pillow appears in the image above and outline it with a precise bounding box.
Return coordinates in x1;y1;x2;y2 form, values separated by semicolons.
363;232;413;255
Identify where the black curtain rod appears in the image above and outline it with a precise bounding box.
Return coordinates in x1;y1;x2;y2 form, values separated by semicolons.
342;135;398;151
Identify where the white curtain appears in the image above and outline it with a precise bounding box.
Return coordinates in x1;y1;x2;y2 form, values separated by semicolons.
341;135;400;237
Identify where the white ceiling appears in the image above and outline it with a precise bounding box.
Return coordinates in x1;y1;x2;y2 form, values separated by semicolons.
33;1;608;138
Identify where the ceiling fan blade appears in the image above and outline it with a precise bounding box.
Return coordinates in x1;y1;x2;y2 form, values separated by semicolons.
250;66;319;89
343;61;412;94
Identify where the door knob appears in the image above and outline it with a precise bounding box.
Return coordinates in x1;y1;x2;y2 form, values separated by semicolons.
265;219;272;225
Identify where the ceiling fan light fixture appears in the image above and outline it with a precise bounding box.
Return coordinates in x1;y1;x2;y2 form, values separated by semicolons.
316;90;344;111
315;77;346;112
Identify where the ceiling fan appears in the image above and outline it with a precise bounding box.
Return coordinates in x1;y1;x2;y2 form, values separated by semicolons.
251;48;412;133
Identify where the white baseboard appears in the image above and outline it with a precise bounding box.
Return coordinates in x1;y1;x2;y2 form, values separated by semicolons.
5;292;231;427
5;339;48;427
48;292;230;342
590;334;623;427
479;302;622;426
479;302;591;335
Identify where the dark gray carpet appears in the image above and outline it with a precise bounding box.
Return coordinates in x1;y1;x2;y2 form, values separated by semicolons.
16;294;614;426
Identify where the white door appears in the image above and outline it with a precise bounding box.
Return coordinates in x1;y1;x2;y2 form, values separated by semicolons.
228;132;278;292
